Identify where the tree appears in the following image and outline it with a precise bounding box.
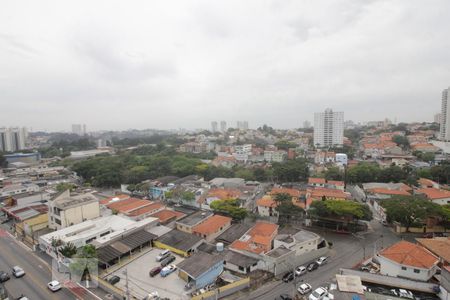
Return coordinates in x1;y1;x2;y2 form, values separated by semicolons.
56;182;76;193
69;245;98;283
309;200;372;221
181;191;195;202
210;199;248;220
253;168;268;182
274;193;304;225
59;242;77;258
275;140;297;151
234;169;255;181
0;152;6;168
272;158;309;182
392;135;410;149
381;196;448;232
324;167;344;181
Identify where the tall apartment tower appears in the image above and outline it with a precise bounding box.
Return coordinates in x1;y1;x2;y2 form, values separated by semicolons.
0;127;27;152
211;121;218;132
220;121;227;132
72;124;87;136
440;87;450;141
434;113;442;124
314;108;344;148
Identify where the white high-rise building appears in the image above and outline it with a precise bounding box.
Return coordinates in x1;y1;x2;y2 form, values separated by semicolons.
72;124;86;136
434;113;442;124
211;121;218;133
440;88;450;141
0;127;27;152
220;121;227;132
314;108;344;148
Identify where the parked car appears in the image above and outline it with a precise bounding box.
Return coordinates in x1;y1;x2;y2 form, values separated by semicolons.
0;271;10;283
308;287;328;300
12;266;25;278
391;289;414;299
160;264;177;277
307;262;319;272
143;291;159;300
295;266;307;277
316;256;328;266
298;283;312;295
282;272;295;283
108;275;120;285
47;280;62;292
160;254;176;267
156;250;171;262
149;266;162;277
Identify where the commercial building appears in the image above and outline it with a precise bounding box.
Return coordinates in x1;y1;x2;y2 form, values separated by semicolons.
154;229;204;257
48;190;100;230
314;108;344;148
39;215;158;257
440;87;450;141
0;127;28;152
3;152;40;166
176;210;214;233
0;183;40;199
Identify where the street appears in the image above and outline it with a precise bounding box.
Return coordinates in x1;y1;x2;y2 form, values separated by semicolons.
238;215;401;300
0;229;102;300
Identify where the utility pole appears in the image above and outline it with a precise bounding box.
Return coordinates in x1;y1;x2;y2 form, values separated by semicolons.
123;269;130;300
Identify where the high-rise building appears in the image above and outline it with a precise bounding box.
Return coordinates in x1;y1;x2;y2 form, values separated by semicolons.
434;113;442;124
314;108;344;148
440;88;450;141
72;124;87;136
303;121;311;129
211;121;218;133
243;121;249;130
0;127;28;152
220;121;227;132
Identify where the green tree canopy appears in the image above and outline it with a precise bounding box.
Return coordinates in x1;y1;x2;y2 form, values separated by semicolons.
210;199;248;220
309;200;372;221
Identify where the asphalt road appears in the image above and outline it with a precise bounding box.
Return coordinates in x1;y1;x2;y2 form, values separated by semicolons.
0;230;106;300
239;216;401;300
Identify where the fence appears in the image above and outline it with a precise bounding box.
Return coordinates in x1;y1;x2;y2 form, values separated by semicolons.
191;277;250;300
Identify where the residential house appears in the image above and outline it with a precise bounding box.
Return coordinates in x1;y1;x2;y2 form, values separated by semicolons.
416;237;450;266
418;178;440;189
314;151;335;165
224;250;259;274
416;188;450;206
48;190;100;230
376;240;439;281
176;210;214;233
256;195;277;217
150;209;186;225
308;177;326;188
105;197;165;220
192;214;232;242
230;222;279;255
411;143;441;153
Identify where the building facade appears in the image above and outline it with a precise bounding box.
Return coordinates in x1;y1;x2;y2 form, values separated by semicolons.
0;127;28;152
314;108;344;148
440;87;450;141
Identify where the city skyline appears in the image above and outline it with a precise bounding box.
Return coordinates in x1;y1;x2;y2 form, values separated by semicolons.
1;1;450;131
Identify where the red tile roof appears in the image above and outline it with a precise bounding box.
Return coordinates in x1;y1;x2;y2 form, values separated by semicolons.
256;195;277;208
418;178;438;188
379;240;439;269
308;178;326;184
126;203;164;217
367;188;411;196
311;188;350;199
416;188;450;200
230;222;278;254
328;180;344;186
207;188;242;200
150;209;185;223
100;194;130;205
416;237;450;263
107;198;151;213
270;188;301;198
192;215;232;236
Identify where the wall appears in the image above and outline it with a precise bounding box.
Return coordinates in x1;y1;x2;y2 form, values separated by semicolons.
378;255;436;281
61;202;100;228
191;277;250;300
195;261;224;289
394;223;449;234
153;240;188;257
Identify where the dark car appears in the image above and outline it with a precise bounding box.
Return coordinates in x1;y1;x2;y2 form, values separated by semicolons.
108;275;120;285
275;294;293;300
149;266;162;277
160;255;176;267
307;262;319;272
282;272;294;283
0;271;10;283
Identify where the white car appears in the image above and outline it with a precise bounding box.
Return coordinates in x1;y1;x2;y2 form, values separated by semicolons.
156;249;171;262
316;256;328;266
12;266;25;278
295;266;307;277
160;264;177;277
47;280;62;292
298;283;312;295
308;287;328;300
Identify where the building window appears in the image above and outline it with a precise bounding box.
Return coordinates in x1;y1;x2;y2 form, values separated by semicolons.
401;266;407;270
238;266;244;271
414;269;420;273
55;218;61;225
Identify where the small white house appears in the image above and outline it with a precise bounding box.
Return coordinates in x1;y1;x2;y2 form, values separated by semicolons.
377;240;439;282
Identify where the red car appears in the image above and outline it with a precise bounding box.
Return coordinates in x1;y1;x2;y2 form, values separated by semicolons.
149;266;162;277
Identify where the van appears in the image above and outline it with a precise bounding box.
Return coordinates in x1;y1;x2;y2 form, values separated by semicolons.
156;250;171;262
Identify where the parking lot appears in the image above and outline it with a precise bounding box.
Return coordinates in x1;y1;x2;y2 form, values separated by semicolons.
106;248;188;300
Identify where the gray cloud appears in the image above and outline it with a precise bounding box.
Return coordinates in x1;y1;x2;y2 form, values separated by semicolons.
1;0;450;131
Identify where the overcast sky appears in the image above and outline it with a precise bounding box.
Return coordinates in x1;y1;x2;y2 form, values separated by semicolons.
1;0;450;132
